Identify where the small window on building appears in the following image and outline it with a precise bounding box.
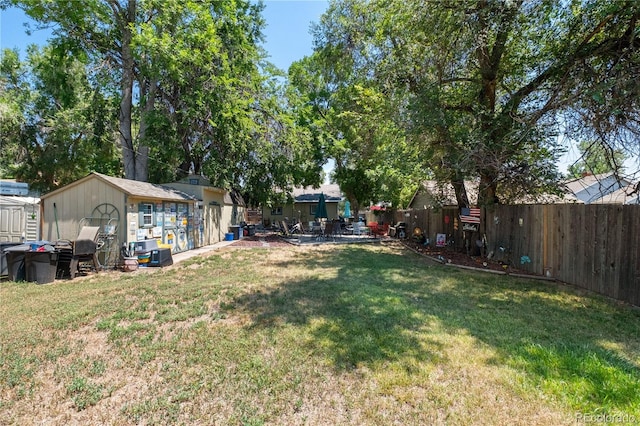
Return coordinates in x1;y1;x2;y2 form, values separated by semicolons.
271;206;283;215
141;203;153;227
189;178;199;185
310;204;317;216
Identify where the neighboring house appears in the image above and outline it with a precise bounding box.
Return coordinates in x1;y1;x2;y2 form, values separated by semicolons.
164;175;246;245
409;179;580;209
563;172;631;204
40;172;199;254
0;180;40;243
263;184;343;227
590;184;640;204
408;181;478;210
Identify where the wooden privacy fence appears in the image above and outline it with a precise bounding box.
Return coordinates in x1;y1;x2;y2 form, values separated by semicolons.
391;205;640;307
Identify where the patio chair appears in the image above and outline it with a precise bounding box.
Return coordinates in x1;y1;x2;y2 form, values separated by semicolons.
311;222;323;240
332;219;342;238
63;226;100;279
290;222;304;235
281;221;291;237
352;221;362;235
368;222;387;238
322;221;335;241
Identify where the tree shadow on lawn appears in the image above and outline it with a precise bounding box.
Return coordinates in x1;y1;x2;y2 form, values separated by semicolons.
233;245;640;413
237;246;446;369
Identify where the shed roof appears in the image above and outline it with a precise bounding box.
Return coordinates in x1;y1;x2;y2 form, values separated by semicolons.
0;196;40;206
42;172;197;202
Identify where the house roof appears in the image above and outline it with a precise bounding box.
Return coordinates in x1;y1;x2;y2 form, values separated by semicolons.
164;178;244;206
291;184;342;203
409;179;581;208
590;184;640;204
42;172;197;202
562;172;631;197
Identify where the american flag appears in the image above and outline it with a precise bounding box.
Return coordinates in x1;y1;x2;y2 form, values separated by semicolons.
460;207;481;224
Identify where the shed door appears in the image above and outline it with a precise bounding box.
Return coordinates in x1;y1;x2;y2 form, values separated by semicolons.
0;206;25;242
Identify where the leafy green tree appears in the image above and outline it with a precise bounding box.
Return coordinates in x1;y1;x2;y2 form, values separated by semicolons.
568;140;628;178
5;0;264;183
4;0;151;180
0;46;118;192
288;53;421;213
0;48;25;178
5;0;323;204
311;0;640;206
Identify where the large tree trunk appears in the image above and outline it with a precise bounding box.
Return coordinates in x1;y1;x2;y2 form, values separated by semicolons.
118;0;137;180
136;76;157;182
478;172;499;206
451;178;470;208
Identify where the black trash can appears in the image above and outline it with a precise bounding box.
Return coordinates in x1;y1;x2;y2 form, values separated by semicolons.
228;225;241;240
4;244;30;281
25;251;58;284
246;224;256;236
1;242;22;278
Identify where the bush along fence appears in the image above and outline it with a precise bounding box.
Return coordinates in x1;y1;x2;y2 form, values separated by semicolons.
386;204;640;307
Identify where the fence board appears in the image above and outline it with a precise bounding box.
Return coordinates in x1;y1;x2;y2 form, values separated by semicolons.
587;206;596;294
394;204;640;306
617;207;631;302
634;207;640;307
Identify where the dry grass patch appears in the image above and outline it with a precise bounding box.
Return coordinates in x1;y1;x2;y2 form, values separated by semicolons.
1;243;639;425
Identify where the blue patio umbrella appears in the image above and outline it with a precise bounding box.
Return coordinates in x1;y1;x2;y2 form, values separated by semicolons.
315;193;328;219
343;200;352;218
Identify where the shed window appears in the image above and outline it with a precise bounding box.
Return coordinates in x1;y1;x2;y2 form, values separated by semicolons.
271;206;282;215
141;203;153;227
189;178;199;185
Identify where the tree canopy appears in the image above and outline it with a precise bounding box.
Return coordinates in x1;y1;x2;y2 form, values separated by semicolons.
567;140;628;178
1;0;323;202
303;0;640;206
3;0;639;208
1;45;119;192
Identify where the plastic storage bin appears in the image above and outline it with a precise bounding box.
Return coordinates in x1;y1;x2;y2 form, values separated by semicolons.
4;244;31;281
1;242;22;278
25;251;58;284
228;225;242;240
150;248;173;267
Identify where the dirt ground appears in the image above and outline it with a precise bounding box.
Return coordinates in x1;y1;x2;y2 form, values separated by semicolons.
400;238;542;276
228;232;294;248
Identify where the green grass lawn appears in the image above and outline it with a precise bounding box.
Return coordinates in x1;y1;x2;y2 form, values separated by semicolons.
1;243;639;425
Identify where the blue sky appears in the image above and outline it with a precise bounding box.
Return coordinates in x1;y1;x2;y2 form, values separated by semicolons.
0;1;329;71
